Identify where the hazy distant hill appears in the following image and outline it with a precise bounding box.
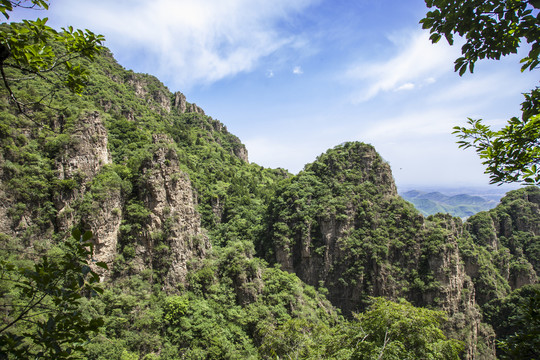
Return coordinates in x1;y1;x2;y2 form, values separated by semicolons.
401;190;498;218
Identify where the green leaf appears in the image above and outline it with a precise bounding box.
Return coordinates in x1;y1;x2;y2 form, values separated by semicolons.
71;228;81;241
95;261;108;270
82;230;92;242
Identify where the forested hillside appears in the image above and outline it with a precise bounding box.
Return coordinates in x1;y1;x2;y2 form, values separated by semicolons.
0;44;538;360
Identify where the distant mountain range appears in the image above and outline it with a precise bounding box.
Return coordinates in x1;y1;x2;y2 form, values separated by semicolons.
400;190;499;218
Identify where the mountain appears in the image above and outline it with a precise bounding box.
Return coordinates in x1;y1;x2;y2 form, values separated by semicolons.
401;190;498;218
0;47;538;359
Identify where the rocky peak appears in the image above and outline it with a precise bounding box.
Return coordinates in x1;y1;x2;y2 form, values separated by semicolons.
306;142;397;196
133;134;210;288
126;73;172;114
173;91;205;114
173;92;187;113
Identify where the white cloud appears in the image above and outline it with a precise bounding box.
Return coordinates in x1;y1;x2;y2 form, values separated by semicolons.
345;31;460;102
266;69;275;78
293;66;303;75
394;82;415;91
47;0;317;90
360;110;462;143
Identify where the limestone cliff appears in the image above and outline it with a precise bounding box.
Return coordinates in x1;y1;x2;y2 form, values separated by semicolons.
265;142;495;359
52;112;122;274
130;134;210;287
0;106;211;285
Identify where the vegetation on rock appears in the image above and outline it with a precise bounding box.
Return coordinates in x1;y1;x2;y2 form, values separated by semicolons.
0;4;538;358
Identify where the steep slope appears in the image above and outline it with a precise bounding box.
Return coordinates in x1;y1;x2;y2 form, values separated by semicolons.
463;187;539;304
0;47;285;287
1;44;537;359
262;142;493;358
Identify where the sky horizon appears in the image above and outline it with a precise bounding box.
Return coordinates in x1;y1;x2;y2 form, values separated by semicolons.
8;0;536;191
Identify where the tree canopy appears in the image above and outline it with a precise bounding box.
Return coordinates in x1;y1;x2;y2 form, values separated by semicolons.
421;0;540;184
0;0;104;116
0;230;106;359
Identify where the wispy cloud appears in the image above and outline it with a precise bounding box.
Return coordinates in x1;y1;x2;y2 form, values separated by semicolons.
48;0;317;90
345;31;460;102
394;82;415;91
293;66;303;75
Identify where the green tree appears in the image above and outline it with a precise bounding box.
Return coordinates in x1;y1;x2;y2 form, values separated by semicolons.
484;285;540;359
420;0;540;184
497;286;540;359
0;230;107;359
0;0;104;115
331;298;463;360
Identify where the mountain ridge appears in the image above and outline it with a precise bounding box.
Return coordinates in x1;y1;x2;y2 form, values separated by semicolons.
0;45;538;359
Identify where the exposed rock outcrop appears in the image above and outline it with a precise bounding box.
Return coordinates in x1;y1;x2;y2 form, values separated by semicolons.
266;142;494;359
134;134;210;287
233;144;249;163
173;92;187;113
172;91;205;114
126;73;172;114
53;112;122;277
55;111;111;192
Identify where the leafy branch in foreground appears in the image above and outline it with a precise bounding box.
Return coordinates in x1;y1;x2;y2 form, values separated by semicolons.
453;89;540;184
0;229;107;359
420;0;540;75
0;0;105;116
421;0;539;185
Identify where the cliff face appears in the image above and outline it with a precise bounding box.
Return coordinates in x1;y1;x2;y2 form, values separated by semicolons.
2;46;538;359
462;187;539;307
53;112;121;275
132;134;209;287
0;75;218;287
265;142;495;358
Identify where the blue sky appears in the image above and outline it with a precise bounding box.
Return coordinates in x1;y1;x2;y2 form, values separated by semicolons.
10;0;537;190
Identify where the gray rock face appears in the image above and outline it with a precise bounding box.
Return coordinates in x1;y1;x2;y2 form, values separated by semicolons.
49;115;210;284
126;74;172;114
268;143;494;359
134;134;210;287
233;144;249;163
186;103;205;114
53;112;120;278
173;92;187;113
56;111;111;185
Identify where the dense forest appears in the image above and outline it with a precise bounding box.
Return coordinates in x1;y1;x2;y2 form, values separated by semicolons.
0;34;539;360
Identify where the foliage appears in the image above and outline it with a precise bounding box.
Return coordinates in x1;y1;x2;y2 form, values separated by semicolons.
421;0;540;74
453;94;540;184
421;0;540;184
0;1;105;115
0;229;106;359
483;284;540;359
329;298;463;360
1;22;536;358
